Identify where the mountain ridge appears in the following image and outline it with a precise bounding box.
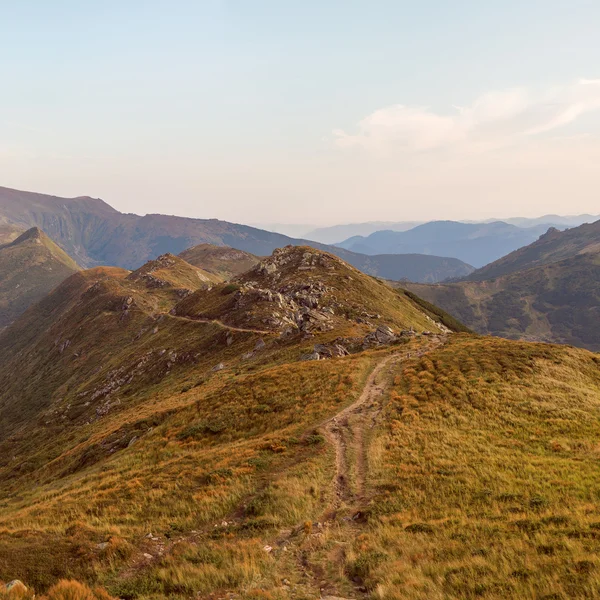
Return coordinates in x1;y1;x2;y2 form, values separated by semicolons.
0;185;473;282
336;220;568;268
400;219;600;350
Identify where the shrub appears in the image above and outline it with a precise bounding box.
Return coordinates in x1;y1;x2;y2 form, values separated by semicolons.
43;580;115;600
221;284;240;295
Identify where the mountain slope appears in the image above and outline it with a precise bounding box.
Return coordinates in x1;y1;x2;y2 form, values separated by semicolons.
465;220;600;281
178;244;260;280
1;244;600;598
0;246;460;591
0;227;80;328
0;186;473;282
173;246;449;337
0;221;23;244
337;220;559;267
401;220;600;350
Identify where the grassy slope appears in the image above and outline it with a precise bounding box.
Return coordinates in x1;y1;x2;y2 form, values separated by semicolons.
362;336;600;599
1;247;599;599
0;228;80;328
402;251;600;351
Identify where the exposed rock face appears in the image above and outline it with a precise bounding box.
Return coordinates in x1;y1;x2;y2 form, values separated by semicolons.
363;324;397;347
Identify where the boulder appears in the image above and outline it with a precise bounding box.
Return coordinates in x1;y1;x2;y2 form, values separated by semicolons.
313;344;333;358
300;352;321;361
375;324;396;344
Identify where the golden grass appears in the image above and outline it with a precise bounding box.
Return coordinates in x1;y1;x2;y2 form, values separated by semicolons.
357;336;600;599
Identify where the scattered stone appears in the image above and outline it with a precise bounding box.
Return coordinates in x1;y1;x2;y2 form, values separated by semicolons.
127;436;138;448
143;553;153;560
263;545;273;553
212;362;225;372
254;338;266;351
300;352;321;361
96;542;110;550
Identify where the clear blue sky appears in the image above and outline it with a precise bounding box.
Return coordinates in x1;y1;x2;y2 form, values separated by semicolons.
2;1;600;224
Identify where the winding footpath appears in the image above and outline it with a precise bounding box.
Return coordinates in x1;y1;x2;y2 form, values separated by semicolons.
322;335;446;511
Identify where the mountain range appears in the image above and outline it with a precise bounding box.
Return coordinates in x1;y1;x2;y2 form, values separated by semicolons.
336;220;573;268
402;219;600;350
0;186;472;283
259;214;598;245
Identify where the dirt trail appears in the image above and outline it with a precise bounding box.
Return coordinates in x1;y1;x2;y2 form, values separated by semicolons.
167;313;274;335
322;336;445;509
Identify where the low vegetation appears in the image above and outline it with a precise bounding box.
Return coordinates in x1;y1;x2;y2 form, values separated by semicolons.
1;244;599;598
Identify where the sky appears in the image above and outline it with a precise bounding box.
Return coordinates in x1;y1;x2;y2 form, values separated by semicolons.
1;0;600;226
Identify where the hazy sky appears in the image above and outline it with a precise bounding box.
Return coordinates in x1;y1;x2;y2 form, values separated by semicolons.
2;1;600;225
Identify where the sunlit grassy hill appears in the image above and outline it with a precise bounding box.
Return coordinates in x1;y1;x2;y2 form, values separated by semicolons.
0;244;598;600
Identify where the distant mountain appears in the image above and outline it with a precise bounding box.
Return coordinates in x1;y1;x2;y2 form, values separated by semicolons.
336;220;562;268
179;244;260;280
0;221;23;245
0;227;80;328
0;186;472;283
400;220;600;351
465;221;600;281
249;222;316;238
484;214;599;228
304;221;423;244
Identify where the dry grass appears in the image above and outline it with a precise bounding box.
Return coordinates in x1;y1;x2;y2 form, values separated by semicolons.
356;336;600;599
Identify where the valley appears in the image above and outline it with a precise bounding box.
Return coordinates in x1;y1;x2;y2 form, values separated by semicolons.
402;220;600;351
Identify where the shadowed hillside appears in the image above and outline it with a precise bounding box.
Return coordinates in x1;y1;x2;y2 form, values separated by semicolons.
401;220;600;350
465;220;600;281
0;228;80;328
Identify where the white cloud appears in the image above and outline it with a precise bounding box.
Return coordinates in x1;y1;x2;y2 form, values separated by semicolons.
334;79;600;153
